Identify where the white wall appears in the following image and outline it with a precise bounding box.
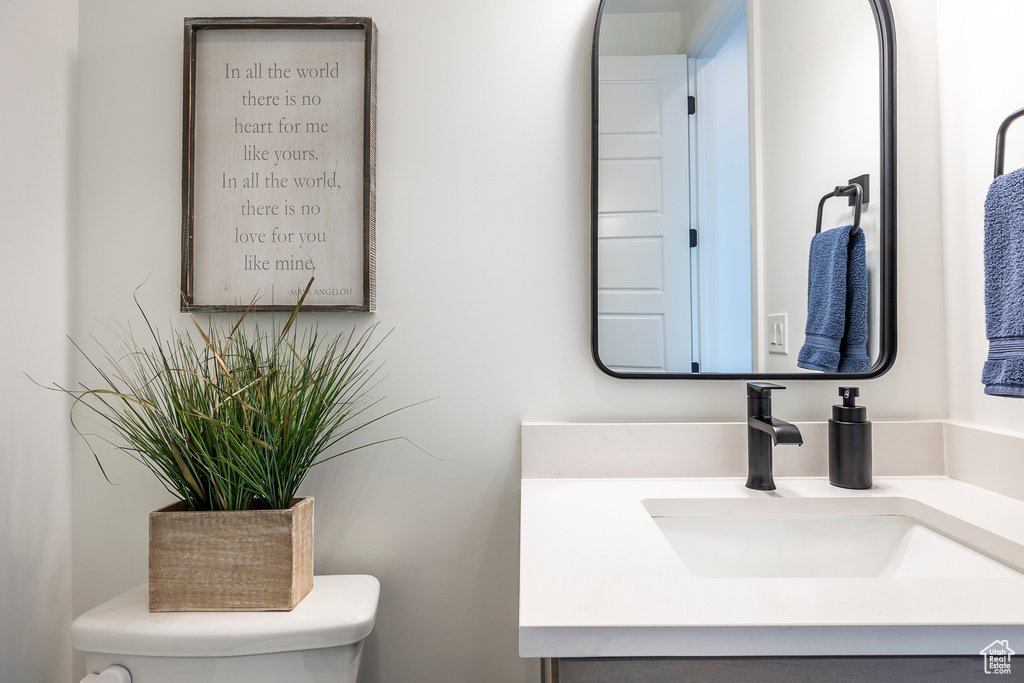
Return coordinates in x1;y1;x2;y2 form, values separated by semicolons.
0;0;958;681
0;0;76;681
753;0;882;373
72;2;599;682
937;0;1024;432
599;12;685;56
695;17;752;372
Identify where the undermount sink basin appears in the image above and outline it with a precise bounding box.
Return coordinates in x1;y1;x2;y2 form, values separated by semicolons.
644;497;1024;579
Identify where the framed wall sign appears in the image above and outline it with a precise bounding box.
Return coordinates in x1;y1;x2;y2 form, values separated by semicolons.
181;17;377;312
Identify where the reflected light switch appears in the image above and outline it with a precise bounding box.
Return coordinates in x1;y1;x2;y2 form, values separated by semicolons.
768;313;788;355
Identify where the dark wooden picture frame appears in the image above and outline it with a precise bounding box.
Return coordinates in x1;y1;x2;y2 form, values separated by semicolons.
181;17;377;312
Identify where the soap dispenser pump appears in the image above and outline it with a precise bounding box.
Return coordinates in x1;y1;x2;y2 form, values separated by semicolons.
829;387;872;489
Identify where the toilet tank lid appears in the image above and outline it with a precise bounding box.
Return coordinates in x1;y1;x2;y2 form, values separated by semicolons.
71;575;380;658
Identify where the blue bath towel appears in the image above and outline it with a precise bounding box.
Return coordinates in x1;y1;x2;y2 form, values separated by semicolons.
982;167;1024;397
797;226;870;373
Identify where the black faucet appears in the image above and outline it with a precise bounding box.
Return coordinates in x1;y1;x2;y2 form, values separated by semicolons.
746;382;803;491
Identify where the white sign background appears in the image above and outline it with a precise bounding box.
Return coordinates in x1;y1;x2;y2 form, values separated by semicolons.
191;28;366;308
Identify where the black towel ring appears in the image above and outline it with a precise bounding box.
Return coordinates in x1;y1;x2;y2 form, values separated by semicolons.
815;183;863;235
994;106;1024;178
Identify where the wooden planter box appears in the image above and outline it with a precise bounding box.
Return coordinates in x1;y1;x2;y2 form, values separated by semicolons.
148;496;313;612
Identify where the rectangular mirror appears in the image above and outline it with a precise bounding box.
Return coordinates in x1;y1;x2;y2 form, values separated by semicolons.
592;0;896;378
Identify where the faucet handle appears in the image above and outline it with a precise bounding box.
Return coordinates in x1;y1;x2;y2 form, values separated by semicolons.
747;382;786;398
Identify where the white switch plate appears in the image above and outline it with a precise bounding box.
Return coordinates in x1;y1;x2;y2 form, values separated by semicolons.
768;313;788;355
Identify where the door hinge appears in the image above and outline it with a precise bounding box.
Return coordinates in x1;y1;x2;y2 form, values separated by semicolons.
689;228;698;248
691;361;700;373
688;96;696;115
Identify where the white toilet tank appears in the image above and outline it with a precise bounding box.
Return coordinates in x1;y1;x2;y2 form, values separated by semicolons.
72;575;379;683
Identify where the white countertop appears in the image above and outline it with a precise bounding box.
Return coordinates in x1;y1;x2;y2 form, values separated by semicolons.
519;423;1024;658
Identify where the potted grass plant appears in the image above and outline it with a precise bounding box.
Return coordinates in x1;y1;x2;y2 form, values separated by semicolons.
52;281;410;611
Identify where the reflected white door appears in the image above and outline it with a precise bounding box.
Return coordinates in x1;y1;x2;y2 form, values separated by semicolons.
597;55;691;373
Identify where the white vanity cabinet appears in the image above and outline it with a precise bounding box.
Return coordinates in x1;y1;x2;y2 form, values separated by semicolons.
520;423;1024;682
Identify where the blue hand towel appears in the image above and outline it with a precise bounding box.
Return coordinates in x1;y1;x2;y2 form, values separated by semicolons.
797;226;869;373
982;167;1024;397
839;229;870;373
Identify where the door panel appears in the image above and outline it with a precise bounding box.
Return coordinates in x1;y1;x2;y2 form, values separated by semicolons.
597;55;691;373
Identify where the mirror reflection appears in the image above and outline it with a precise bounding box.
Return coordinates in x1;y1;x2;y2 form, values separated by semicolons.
594;0;887;376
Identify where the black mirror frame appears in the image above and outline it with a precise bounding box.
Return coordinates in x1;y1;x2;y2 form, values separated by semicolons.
591;0;897;380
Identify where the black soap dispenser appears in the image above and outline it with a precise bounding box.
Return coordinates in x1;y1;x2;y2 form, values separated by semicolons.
829;387;872;489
